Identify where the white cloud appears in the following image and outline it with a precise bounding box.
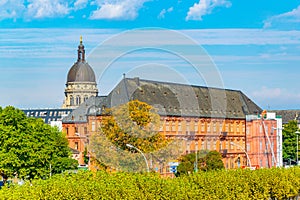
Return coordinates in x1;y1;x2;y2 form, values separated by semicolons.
264;5;300;29
89;0;149;20
182;29;300;45
0;0;25;20
74;0;88;10
186;0;231;21
251;86;300;109
26;0;70;19
0;0;89;20
158;7;173;19
252;86;282;99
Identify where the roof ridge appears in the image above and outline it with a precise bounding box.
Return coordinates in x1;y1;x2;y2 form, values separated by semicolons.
125;77;241;92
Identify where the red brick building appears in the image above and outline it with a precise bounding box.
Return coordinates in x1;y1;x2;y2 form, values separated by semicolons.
62;77;269;171
246;112;282;168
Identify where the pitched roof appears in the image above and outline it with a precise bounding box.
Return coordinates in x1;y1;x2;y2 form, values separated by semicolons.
107;77;262;119
63;77;262;123
62;96;108;123
271;110;300;124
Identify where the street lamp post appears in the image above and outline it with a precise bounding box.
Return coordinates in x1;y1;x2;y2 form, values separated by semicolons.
126;144;150;172
195;141;198;173
230;142;252;167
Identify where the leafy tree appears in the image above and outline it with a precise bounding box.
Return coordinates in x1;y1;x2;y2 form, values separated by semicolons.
100;100;168;153
0;106;78;180
282;120;299;162
201;150;225;171
89;100;181;172
176;150;224;176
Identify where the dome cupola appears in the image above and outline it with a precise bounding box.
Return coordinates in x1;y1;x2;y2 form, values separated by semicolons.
62;36;98;109
67;36;96;83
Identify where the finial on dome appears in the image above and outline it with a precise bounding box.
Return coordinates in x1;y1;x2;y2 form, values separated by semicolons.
77;36;85;62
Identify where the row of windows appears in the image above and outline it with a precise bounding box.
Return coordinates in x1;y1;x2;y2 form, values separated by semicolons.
164;120;245;134
184;140;245;152
24;110;71;117
70;95;89;106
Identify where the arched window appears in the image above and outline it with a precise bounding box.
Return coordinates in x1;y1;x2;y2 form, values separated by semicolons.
84;95;88;102
76;96;81;105
70;96;74;106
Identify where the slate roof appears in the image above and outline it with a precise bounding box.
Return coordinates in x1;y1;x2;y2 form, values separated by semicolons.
271;110;300;124
107;77;262;119
67;61;96;83
67;39;96;83
63;77;262;123
62;96;108;123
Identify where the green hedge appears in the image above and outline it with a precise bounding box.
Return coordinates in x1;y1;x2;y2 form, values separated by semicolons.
0;167;300;199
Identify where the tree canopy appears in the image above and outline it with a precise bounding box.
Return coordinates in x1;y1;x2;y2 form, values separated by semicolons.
282;120;299;163
89;100;182;172
100;100;168;153
176;150;224;176
0;106;78;180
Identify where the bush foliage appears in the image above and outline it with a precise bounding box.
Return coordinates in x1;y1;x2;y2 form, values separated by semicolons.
1;167;300;199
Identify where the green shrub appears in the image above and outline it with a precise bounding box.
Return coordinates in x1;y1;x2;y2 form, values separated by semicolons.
0;168;300;199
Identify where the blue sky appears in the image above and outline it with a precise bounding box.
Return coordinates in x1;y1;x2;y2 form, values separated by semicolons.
1;0;300;110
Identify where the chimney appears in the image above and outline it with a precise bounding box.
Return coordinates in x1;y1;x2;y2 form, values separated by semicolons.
133;77;140;86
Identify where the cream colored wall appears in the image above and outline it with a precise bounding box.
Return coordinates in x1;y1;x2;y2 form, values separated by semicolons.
62;82;98;109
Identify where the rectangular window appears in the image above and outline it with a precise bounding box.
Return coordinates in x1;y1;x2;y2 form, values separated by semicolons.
195;121;198;132
165;121;169;131
92;122;96;131
186;141;190;153
201;140;205;150
201;123;205;132
186;122;190;135
246;127;250;135
207;140;211;150
236;123;240;133
75;142;79;150
260;125;263;134
213;123;216;132
178;121;182;132
247;143;250;151
213;140;217;150
225;124;229;132
207;123;211;132
259;141;262;150
172;121;176;132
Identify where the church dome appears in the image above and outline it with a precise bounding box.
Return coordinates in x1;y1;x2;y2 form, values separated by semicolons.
67;37;96;83
67;62;96;82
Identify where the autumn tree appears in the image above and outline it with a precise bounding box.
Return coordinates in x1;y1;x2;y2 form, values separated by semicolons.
0;106;78;180
89;100;182;172
282;120;299;163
